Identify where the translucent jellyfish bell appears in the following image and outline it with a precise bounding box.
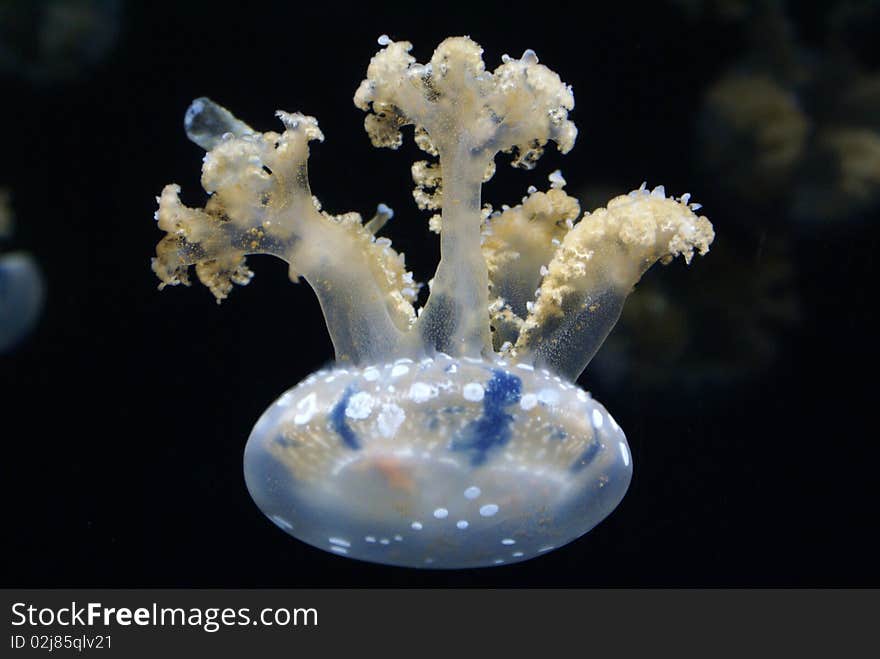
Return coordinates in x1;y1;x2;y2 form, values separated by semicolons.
244;357;630;567
152;37;714;568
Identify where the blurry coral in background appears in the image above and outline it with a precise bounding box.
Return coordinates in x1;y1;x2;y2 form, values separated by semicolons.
0;0;122;84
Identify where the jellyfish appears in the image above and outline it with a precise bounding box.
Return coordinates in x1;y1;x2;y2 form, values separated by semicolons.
0;189;44;353
152;36;714;568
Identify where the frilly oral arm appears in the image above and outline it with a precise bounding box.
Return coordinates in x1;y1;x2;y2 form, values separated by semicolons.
153;98;419;365
482;177;581;350
513;185;715;380
355;36;577;358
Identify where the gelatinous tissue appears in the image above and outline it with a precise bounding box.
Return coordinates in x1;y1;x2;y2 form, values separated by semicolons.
151;36;714;568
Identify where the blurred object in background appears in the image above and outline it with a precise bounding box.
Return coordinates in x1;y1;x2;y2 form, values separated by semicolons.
672;0;753;22
587;231;799;399
0;187;11;239
695;0;880;225
699;74;808;207
0;0;122;84
0;189;45;353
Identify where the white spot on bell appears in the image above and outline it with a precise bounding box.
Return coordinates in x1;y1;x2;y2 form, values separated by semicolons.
293;392;317;424
463;382;485;402
377;403;405;438
520;394;538;411
345;392;375;420
408;382;435;403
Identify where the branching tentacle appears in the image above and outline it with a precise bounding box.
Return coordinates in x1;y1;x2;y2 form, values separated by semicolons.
153;99;420;364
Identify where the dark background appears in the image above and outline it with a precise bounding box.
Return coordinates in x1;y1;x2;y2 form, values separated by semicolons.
2;0;878;586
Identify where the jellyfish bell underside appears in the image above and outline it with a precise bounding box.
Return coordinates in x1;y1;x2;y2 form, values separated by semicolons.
244;355;631;568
